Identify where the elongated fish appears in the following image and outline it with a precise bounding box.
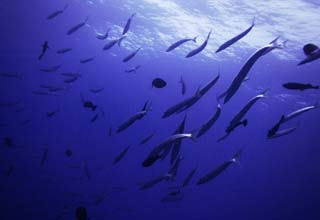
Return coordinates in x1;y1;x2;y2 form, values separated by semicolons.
298;43;320;66
125;65;141;74
216;17;255;53
38;41;49;60
103;36;126;50
122;13;136;35
180;76;186;95
80;56;95;64
122;47;141;62
67;17;88;35
91;113;99;123
40;65;61;72
139;132;155;145
166;36;197;52
89;88;104;93
197;103;221;138
167;156;183;181
56;48;72;54
182;166;197;187
96;28;111;40
47;4;68;20
162;74;220;118
40;148;48;167
281;103;318;124
197;149;242;185
116;101;151;133
64;76;78;83
186;30;211;58
268;127;297;139
267;116;284;138
224;37;286;104
139;174;167;190
0;72;22;79
283;82;319;91
113;145;130;164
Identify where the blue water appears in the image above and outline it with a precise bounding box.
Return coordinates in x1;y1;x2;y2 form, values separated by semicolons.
1;0;320;219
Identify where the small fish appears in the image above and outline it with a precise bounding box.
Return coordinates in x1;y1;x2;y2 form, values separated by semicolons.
298;43;320;66
38;41;49;60
282;82;319;91
197;103;221;138
80;93;97;111
47;4;68;20
46;110;59;118
61;72;81;78
267;116;284;138
91;113;99;122
281;103;318;124
96;28;111;40
170;115;187;164
65;149;72;157
32;90;59;96
56;48;72;54
125;65;141;74
67;17;88;35
64;76;78;83
179;76;186;95
122;47;141;62
80;56;95;64
139;174;168;190
113;145;130;165
20;119;31;126
89;88;104;93
0;72;22;79
166;36;197;52
182;166;197;187
103;36;126;50
122;13;136;35
186;30;211;58
40;65;61;72
161;192;183;203
40;148;48;167
268;127;297;139
152;78;167;88
75;206;87;220
83;162;91;180
139;132;155;145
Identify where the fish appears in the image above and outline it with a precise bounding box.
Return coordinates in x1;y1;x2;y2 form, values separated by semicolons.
47;4;68;20
224;37;286;104
298;43;320;66
216;17;255;53
125;65;141;74
185;30;211;58
56;48;72;54
152;78;167;88
38;41;49;60
0;72;22;79
122;47;141;62
139;174;168;190
113;146;130;165
166;36;197;52
20;119;31;126
267;116;285;138
268;127;297;139
162;74;220;118
80;93;97;111
40;85;64;92
139;132;155;145
40;148;48;167
94;194;108;206
103;36;126;50
75;206;87;220
122;13;136;35
197;149;242;185
281;103;318;124
142;133;194;167
40;65;61;72
62;72;81;78
64;76;78;83
170;115;187;164
32;90;59;96
67;17;88;35
80;57;95;64
65;149;72;157
116;101;151;133
47;110;59;118
182;166;197;187
282;82;319;91
91;113;99;122
197;103;221;138
179;76;186;95
89;88;104;93
96;28;111;40
161;192;183;203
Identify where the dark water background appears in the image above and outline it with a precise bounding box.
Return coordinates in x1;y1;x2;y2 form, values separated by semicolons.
1;0;320;219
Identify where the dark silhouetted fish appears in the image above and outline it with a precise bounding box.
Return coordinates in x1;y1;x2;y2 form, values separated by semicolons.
139;132;155;145
62;72;81;78
166;36;197;52
167;156;183;181
91;113;99;122
38;41;49;60
281;103;318;124
80;56;95;64
182;166;197;187
268;127;297;139
40;148;48;167
161;192;183;203
170;115;187;164
103;36;126;50
65;149;72;157
162;74;219;118
122;47;141;62
89;87;104;93
179;76;186;95
216;17;255;53
64;76;78;83
298;43;320;66
282;82;319;91
224;37;286;104
186;30;211;58
267;116;285;138
122;13;136;35
3;137;13;148
32;90;59;96
197;149;242;185
47;4;68;20
125;65;141;73
197;103;221;138
46;110;59;118
80;93;97;111
139;174;168;190
0;72;22;79
113;145;130;165
152;78;167;88
67;17;88;35
56;48;72;54
116;101;151;133
40;65;61;72
96;28;111;40
75;206;87;220
108;126;112;136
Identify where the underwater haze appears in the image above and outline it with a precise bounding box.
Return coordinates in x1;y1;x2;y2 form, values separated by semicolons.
1;0;320;219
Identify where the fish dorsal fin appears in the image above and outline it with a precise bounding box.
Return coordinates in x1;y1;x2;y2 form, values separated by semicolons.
303;43;319;56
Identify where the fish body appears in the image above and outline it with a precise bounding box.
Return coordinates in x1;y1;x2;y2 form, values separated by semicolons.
96;28;111;40
166;36;197;52
197;104;221;138
40;65;61;72
268;127;297;139
180;76;186;95
38;41;49;60
282;104;318;123
122;48;141;62
185;30;211;58
56;48;72;54
125;65;141;73
80;57;95;64
47;5;68;20
182;167;197;187
103;36;126;50
67;17;88;35
139;132;155;145
283;82;319;91
122;13;136;35
113;146;130;164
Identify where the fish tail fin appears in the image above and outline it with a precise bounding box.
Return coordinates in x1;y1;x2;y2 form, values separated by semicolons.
270;36;288;49
243;119;248;127
192;36;198;43
117;36;126;47
251;16;256;26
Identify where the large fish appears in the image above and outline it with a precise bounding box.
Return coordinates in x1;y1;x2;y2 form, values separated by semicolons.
216;17;255;53
224;37;286;104
297;43;320;66
186;30;212;58
166;36;197;52
67;17;88;35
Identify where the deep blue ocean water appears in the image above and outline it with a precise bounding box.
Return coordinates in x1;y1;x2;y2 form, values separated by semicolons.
1;0;320;219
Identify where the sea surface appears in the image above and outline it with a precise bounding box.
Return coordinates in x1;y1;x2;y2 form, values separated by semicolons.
1;0;320;220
